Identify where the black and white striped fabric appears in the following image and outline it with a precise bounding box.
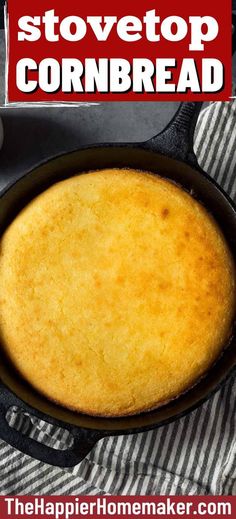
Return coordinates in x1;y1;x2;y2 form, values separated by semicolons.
0;101;236;495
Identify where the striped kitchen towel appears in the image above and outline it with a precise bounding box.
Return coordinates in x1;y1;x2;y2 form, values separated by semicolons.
0;101;236;496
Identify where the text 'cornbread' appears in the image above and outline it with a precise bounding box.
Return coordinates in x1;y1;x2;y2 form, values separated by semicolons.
0;169;235;416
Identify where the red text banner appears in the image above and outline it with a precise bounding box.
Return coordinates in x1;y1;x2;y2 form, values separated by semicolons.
0;495;235;519
6;0;232;102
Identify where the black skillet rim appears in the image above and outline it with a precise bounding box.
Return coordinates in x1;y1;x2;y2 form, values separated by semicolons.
0;141;236;436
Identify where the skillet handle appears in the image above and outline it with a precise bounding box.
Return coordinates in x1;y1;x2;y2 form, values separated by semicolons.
0;383;102;467
144;102;203;168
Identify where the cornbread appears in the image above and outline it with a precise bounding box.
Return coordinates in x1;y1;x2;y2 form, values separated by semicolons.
0;169;235;416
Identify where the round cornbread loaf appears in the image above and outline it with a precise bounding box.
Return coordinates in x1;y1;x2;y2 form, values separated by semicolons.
0;169;235;416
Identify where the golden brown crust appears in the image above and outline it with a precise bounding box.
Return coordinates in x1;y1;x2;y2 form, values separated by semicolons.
0;169;235;417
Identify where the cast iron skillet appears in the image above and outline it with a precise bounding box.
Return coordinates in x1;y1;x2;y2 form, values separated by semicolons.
0;102;236;467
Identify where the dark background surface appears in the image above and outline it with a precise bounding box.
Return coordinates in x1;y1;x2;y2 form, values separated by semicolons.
0;25;181;190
